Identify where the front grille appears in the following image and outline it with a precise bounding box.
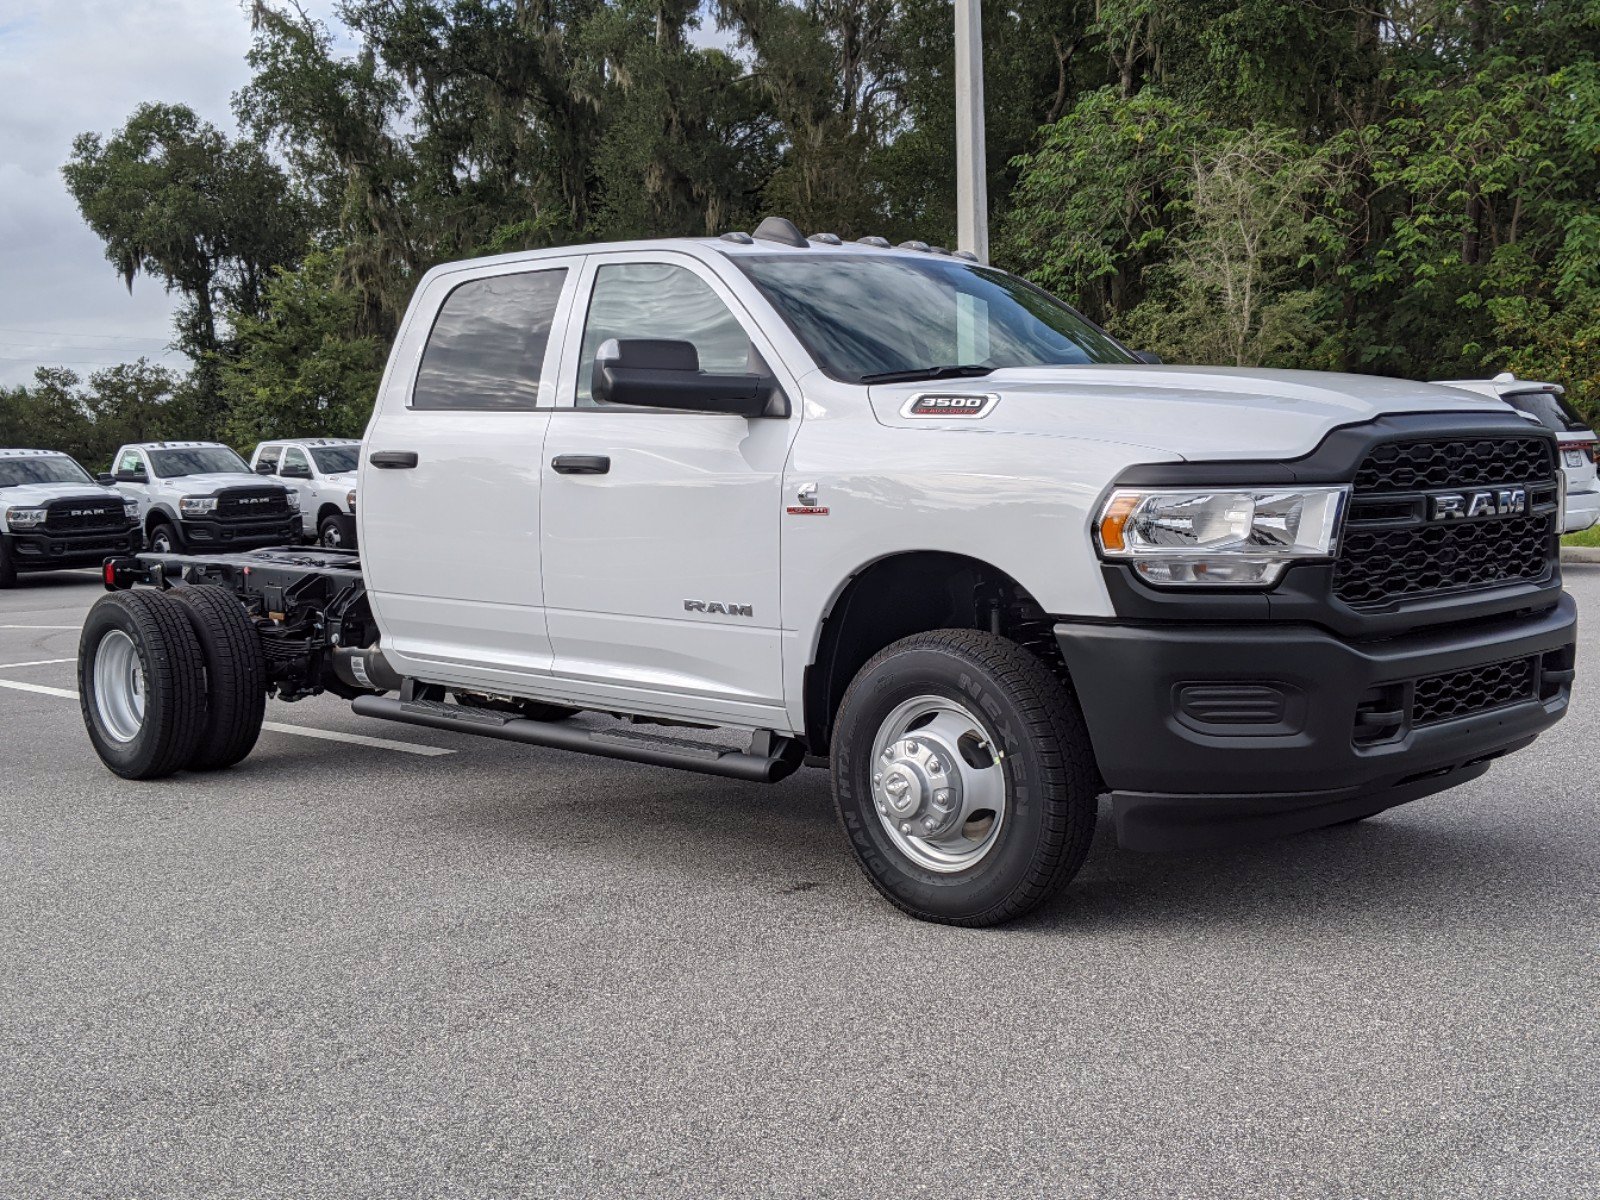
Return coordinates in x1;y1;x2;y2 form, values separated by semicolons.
1412;656;1537;727
1334;436;1557;609
43;496;126;533
1354;437;1552;493
216;487;290;519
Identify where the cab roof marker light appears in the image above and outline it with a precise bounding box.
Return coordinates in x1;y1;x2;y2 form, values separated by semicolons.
809;232;843;245
856;236;891;248
898;240;931;252
752;216;809;248
954;250;979;262
720;231;754;244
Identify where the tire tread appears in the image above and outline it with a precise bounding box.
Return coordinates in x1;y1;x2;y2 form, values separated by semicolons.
833;628;1099;927
171;584;267;770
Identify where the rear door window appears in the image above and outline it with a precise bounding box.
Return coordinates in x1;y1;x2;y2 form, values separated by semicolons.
412;269;568;410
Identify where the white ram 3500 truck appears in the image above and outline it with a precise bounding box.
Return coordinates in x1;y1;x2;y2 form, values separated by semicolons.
75;219;1578;926
110;441;301;554
0;449;142;587
248;438;360;547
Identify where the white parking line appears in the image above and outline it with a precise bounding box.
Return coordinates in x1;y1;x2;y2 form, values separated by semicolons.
0;658;76;669
0;679;77;699
0;678;453;757
260;721;454;756
0;624;82;630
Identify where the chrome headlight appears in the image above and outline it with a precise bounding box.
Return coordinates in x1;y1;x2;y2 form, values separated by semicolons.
179;496;218;517
122;500;139;521
346;489;356;513
1095;486;1349;587
4;506;47;529
283;490;299;512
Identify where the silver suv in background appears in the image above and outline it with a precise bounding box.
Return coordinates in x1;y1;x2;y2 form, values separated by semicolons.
1440;375;1599;533
249;439;360;548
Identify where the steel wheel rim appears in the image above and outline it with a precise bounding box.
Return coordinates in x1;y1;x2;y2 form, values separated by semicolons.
93;629;146;743
322;522;342;547
152;529;171;552
869;694;1007;873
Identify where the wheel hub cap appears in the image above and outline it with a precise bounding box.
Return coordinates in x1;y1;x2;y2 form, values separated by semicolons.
93;629;146;744
869;697;1006;873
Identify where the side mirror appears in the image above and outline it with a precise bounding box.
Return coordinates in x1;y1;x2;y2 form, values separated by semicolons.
280;462;311;479
96;473;115;485
114;469;147;483
254;461;275;475
591;339;788;418
1133;350;1164;365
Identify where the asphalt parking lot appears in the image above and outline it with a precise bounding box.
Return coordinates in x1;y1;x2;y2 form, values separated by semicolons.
1;571;1596;1199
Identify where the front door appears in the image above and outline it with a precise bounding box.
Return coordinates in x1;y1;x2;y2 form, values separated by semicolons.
360;259;579;685
540;254;798;726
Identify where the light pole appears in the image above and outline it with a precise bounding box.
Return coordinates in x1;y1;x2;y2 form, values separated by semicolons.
954;0;988;262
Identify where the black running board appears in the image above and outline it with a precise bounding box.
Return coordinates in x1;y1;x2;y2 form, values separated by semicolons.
350;695;804;783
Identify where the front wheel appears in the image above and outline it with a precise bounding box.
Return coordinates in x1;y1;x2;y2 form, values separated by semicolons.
318;514;351;548
831;629;1099;926
148;522;181;554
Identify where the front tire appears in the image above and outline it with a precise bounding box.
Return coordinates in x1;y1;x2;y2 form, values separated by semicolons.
78;590;207;779
318;513;354;549
171;584;267;770
831;629;1099;926
148;521;181;554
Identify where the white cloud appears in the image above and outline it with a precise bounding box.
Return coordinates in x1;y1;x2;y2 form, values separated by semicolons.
0;0;338;389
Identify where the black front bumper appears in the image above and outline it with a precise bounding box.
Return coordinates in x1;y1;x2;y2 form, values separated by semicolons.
7;526;143;569
1055;594;1577;850
177;515;302;549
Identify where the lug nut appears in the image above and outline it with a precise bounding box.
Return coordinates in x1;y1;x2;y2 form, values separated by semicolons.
899;822;911;833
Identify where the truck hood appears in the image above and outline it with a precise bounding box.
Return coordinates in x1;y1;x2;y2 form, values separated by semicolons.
0;482;124;506
868;366;1514;461
164;473;286;495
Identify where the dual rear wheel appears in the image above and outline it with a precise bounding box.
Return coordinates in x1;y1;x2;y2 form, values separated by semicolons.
79;586;266;779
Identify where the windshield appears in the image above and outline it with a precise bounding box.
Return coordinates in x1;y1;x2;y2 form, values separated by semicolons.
0;456;95;488
148;446;250;478
1501;389;1590;434
310;445;359;473
734;254;1136;383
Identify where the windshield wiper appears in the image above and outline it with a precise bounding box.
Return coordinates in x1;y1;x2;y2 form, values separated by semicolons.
858;364;995;384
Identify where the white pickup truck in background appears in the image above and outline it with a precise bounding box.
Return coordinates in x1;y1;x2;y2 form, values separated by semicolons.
0;449;141;587
109;442;301;555
249;438;360;547
75;218;1578;926
1439;375;1600;533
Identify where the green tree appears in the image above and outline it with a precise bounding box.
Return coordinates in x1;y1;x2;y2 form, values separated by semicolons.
220;252;387;447
63;103;304;424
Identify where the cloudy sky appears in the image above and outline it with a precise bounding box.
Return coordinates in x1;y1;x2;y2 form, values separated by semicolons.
0;0;340;388
0;1;734;392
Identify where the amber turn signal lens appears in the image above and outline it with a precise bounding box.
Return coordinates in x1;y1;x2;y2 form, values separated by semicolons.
1098;492;1140;553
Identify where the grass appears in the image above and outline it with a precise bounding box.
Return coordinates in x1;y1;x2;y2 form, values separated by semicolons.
1562;525;1600;548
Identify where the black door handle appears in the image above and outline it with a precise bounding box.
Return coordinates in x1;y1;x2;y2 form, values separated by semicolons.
551;454;611;475
369;451;418;469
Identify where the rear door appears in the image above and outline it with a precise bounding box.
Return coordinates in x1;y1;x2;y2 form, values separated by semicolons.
360;258;581;685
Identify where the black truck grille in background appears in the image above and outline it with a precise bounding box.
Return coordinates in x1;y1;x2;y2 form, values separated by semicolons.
1412;656;1537;727
1333;436;1557;609
43;497;125;533
216;487;290;518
